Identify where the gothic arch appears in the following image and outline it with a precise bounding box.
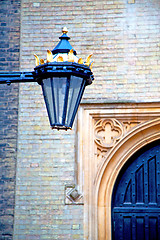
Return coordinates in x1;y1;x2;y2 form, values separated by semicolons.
77;103;160;240
97;118;160;240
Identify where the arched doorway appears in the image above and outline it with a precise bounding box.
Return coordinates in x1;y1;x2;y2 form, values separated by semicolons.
112;140;160;240
78;103;160;240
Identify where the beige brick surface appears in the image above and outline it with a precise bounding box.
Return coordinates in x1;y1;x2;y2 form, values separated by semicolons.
14;0;160;239
20;0;160;102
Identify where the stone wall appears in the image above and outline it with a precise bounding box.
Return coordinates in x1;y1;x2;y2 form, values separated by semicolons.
0;0;20;239
14;0;160;239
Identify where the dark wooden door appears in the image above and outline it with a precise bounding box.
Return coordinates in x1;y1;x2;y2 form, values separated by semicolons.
112;141;160;240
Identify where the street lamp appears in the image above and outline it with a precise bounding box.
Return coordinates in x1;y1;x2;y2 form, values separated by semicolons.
0;28;94;130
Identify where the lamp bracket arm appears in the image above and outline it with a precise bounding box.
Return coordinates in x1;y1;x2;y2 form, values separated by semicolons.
0;71;36;85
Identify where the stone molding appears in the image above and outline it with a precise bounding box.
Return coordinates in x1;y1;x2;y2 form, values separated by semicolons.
77;102;160;240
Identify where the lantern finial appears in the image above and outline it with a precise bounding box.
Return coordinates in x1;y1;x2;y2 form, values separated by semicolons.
62;27;68;34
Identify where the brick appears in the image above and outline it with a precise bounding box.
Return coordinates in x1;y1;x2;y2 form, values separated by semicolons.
0;0;20;239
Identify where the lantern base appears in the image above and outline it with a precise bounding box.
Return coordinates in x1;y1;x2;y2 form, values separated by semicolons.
51;124;72;131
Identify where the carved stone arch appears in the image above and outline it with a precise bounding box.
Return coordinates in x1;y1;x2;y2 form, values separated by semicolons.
77;103;160;240
97;118;160;240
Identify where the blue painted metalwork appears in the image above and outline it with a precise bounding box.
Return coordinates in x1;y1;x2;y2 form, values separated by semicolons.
36;62;93;130
52;31;76;55
0;28;94;130
112;141;160;240
0;72;34;85
33;62;93;85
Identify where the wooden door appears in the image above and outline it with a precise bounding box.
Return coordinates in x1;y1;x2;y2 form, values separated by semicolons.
112;141;160;240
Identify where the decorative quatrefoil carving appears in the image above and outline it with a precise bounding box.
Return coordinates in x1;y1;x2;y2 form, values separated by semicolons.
95;118;124;149
94;119;144;163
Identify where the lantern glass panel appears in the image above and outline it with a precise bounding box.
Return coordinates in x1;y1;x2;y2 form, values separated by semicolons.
66;75;85;126
52;77;68;125
41;78;56;125
42;75;86;129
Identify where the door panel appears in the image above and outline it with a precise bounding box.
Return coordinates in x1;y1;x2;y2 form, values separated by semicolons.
112;141;160;240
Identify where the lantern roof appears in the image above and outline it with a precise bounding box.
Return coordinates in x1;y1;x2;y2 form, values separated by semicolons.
52;27;77;55
33;27;93;70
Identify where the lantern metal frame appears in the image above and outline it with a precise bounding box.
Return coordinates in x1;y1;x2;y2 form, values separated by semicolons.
33;62;93;130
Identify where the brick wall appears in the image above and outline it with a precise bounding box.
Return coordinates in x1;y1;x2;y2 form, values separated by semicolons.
20;0;160;102
14;0;160;239
0;0;20;239
14;84;83;239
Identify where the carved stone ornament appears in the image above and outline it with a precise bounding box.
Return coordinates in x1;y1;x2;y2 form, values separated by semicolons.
94;119;144;162
65;185;83;205
95;118;123;149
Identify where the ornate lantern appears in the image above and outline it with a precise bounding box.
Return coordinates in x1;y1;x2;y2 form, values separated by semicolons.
0;27;94;131
33;27;94;130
